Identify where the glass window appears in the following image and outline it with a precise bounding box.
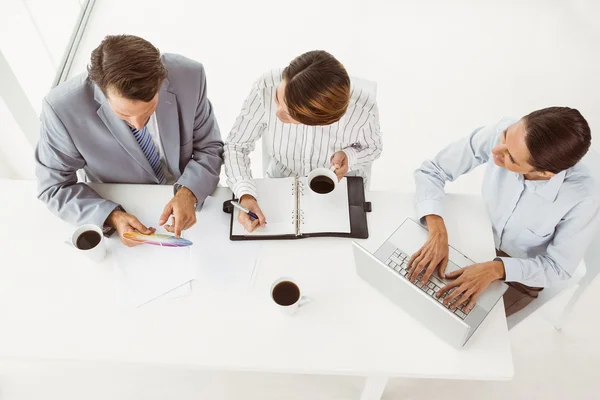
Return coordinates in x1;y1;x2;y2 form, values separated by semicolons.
0;0;83;113
0;0;87;179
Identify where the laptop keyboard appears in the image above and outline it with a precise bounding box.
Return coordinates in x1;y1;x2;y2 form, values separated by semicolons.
385;248;471;320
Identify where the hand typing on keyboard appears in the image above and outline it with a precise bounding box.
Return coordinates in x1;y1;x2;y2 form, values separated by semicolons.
386;249;471;320
437;261;506;312
407;215;449;285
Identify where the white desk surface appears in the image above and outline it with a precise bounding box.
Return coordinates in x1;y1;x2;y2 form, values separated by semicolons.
0;180;513;380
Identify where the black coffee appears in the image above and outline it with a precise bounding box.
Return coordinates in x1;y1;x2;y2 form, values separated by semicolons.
76;230;101;250
272;281;301;306
309;175;335;194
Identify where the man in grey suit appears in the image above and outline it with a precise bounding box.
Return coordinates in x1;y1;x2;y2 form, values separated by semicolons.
35;35;223;245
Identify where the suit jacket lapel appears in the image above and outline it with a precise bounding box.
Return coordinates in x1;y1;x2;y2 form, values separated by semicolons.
156;79;181;177
94;85;158;182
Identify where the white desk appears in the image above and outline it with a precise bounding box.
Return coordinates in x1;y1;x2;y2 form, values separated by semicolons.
0;180;513;400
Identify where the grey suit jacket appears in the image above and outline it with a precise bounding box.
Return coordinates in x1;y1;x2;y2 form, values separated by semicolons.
35;54;224;229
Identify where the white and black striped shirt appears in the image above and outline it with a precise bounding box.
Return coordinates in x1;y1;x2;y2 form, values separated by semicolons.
224;69;383;200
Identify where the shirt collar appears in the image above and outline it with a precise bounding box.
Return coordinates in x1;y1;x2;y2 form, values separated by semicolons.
532;170;566;202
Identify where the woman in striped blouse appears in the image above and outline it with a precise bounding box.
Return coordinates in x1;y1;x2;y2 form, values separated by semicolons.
224;50;383;232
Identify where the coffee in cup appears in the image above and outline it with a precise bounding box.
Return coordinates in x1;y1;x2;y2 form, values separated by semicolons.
309;175;335;194
272;280;301;306
270;277;310;316
68;224;106;262
76;230;102;250
307;166;338;195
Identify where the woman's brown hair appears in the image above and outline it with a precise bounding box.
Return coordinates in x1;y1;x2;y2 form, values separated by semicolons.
88;35;168;102
523;107;591;173
282;50;351;126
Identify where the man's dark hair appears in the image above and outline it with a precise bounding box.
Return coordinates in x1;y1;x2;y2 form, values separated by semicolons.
88;35;167;102
523;107;591;173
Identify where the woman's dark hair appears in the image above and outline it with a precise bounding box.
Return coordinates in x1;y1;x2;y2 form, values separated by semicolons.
523;107;591;173
282;50;351;126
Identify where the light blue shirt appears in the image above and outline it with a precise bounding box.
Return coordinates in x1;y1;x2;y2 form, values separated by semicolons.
414;118;600;287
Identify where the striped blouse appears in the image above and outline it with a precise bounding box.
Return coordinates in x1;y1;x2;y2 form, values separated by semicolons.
224;69;383;200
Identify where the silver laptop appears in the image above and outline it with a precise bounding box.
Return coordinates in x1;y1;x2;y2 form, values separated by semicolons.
353;218;507;348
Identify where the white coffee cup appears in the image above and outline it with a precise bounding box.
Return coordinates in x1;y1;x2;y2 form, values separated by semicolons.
307;165;338;195
270;277;310;316
67;224;106;262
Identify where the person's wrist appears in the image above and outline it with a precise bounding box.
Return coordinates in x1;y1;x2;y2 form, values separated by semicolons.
425;215;447;236
240;194;256;203
492;260;506;280
176;186;197;202
106;209;125;228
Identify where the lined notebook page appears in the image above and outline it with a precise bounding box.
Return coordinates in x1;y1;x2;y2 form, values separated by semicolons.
298;177;351;235
232;177;297;237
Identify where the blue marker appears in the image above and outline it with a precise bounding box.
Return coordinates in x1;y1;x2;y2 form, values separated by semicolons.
230;200;260;221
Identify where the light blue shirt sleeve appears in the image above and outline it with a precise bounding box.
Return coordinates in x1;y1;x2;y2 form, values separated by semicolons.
414;122;502;221
414;118;599;288
499;198;600;287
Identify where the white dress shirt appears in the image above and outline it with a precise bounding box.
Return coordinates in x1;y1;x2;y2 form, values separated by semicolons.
415;117;600;287
146;112;176;184
224;69;383;200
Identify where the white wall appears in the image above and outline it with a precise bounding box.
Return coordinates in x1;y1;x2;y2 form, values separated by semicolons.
0;0;82;113
22;0;82;68
0;0;83;180
68;0;600;192
0;0;54;115
0;97;35;179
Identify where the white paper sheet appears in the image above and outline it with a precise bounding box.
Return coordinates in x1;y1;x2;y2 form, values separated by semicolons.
111;235;195;307
189;195;262;292
90;183;195;306
152;281;193;302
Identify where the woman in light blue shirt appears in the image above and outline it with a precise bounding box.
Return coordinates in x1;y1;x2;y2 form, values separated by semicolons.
410;107;600;316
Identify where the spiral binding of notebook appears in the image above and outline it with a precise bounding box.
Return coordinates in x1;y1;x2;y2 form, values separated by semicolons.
291;179;297;228
291;178;306;235
297;180;306;195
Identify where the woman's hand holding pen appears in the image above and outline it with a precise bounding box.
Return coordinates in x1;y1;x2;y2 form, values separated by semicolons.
238;195;267;232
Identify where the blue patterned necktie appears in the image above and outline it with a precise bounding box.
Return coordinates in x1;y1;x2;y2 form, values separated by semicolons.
130;125;166;184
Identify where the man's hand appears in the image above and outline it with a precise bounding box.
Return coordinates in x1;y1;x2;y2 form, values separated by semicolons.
330;151;349;181
407;215;449;284
159;186;197;238
437;261;506;312
238;194;266;233
107;209;155;247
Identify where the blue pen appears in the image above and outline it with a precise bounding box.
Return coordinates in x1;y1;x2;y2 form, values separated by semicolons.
230;200;260;221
